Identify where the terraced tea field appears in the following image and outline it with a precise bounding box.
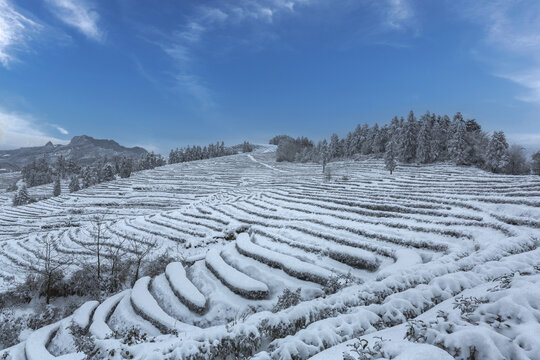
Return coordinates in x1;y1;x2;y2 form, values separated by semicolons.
1;147;540;359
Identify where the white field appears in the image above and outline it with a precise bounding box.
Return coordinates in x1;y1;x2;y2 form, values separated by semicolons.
1;146;540;359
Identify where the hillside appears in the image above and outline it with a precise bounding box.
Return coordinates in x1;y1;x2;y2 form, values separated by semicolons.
0;135;148;171
0;147;539;359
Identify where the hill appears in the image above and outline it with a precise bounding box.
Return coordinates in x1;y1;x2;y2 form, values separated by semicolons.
0;148;539;359
0;135;148;171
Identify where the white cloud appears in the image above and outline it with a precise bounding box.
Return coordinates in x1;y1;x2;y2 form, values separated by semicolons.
456;0;540;104
52;124;69;135
0;107;68;149
45;0;104;42
0;0;42;68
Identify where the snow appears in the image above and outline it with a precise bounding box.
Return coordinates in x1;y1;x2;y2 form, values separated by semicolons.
205;248;269;296
236;233;334;284
377;248;423;279
89;290;130;339
131;276;198;334
1;151;540;360
165;262;207;312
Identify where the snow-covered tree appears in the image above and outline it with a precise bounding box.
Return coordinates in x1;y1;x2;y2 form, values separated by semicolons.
329;133;342;159
505;145;529;175
384;137;397;174
449;117;468;165
12;183;31;206
53;178;61;197
399;111;417;163
119;157;133;178
485;131;509;173
416;113;433;163
102;164;115;182
69;176;80;193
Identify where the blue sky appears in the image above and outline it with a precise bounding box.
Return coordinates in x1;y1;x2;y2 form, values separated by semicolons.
0;0;539;153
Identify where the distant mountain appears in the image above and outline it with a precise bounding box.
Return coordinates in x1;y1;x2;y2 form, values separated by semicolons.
0;135;148;171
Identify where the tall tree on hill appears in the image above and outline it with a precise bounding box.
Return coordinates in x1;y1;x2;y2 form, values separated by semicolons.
416;112;433;163
13;183;31;206
329;133;342;159
27;236;72;304
485;131;509;173
119;157;133;178
321;139;329;172
384;136;397;174
505;145;529;175
53;177;61;197
449;115;468;165
102;164;115;182
399;110;417;163
69;176;80;193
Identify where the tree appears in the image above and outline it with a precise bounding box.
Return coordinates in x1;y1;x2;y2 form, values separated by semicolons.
399;111;417;163
102;164;115;182
69;176;80;193
384;137;397;174
13;183;31;206
53;177;61;197
28;236;72;304
449;118;468;165
416;114;432;163
79;215;108;281
485;131;509;173
119;157;133;178
321;139;330;173
532;151;540;175
329;133;342;159
128;237;158;286
505;145;529;175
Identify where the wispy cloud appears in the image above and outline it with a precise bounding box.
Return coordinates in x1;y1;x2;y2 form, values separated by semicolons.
384;0;414;30
143;0;311;108
0;0;42;68
456;0;540;104
52;124;69;135
0;107;69;149
45;0;104;42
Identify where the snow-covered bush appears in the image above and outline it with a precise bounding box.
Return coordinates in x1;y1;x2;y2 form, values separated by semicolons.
273;288;302;312
142;251;179;278
343;337;388;360
0;310;24;349
68;322;98;357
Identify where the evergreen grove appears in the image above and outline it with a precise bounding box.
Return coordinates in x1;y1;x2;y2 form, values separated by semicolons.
272;110;540;176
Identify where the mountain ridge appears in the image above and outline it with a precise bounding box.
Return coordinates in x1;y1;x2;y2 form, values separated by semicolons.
0;135;148;171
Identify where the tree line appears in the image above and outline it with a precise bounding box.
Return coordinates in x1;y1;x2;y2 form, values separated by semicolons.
12;140;253;206
168;141;236;164
273;110;540;175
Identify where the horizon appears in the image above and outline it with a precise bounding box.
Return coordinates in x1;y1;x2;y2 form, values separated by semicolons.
1;0;539;153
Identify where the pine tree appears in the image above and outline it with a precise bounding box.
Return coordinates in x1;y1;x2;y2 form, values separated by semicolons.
399;110;417;163
384;137;397;174
119;157;132;178
53;178;61;197
449;118;468;165
102;164;115;182
485;131;509;173
329;134;342;159
13;183;31;206
69;176;80;193
416;114;432;163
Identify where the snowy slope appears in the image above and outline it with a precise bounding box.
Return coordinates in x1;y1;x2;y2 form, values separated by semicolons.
1;147;539;359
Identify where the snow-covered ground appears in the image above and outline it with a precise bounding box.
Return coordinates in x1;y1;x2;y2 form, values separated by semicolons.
1;147;539;359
